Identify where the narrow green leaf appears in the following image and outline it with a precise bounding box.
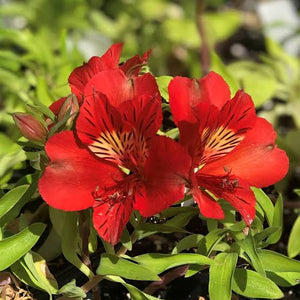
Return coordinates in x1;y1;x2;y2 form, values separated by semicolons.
288;216;300;258
172;234;204;254
0;223;46;270
0;185;29;220
23;251;58;294
232;268;283;299
258;249;300;272
209;252;238;300
267;195;283;244
97;254;160;281
252;187;274;225
49;208;93;278
107;275;159;300
238;233;266;276
133;253;212;275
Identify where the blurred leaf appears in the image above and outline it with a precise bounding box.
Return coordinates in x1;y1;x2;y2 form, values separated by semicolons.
258;249;300;272
288;216;300;258
58;279;86;298
97;254;160;281
267;195;283;244
156;75;173;101
0;223;46;271
210;52;239;95
0;185;29;220
120;227;132;251
227;61;277;107
172;234;204;254
204;10;241;42
232;268;283;299
209;252;238;300
132;253;212;275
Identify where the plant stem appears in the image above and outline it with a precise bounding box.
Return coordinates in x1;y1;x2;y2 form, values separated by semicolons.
196;0;210;75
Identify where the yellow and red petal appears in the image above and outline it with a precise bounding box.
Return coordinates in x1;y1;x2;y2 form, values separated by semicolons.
201;118;289;188
134;136;191;216
68;43;123;99
38;130;123;211
198;90;256;164
169;71;231;125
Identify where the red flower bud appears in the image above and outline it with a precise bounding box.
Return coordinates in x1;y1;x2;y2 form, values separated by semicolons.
13;113;48;143
57;94;79;123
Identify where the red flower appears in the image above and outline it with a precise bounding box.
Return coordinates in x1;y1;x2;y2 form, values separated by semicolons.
49;44;157;116
39;91;190;245
169;71;289;225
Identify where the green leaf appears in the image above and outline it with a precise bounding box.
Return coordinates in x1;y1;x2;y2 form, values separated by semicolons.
266;271;300;287
59;279;86;298
288;216;300;258
258;249;300;272
0;222;46;271
232;268;283;299
22;251;58;294
252;187;274;225
172;234;204;254
133;253;212;275
156;76;173;102
97;254;160;281
0;185;29;220
120;227;132;251
209;252;238;300
267;195;283;244
49;208;93;278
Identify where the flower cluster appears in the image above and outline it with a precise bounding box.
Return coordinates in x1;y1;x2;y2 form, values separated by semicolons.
14;44;289;245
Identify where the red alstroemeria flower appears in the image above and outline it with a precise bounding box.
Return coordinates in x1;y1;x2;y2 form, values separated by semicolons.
39;91;191;245
169;71;289;225
49;43;155;114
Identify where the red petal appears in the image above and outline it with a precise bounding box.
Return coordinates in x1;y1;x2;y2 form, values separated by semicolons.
192;187;224;219
38;131;122;211
201;118;289;187
84;70;159;107
196;173;256;225
49;97;67;115
68;43;123;99
169;71;231;125
120;50;151;77
134;136;191;216
93;195;133;245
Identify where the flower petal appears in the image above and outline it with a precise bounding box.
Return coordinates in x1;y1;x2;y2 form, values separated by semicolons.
134;136;191;216
49;97;67;115
120;50;151;77
84;70;160;107
169;71;231;125
196;173;256;225
201;118;289;187
191;187;225;219
93;195;133;245
68;43;123;99
38;131;122;211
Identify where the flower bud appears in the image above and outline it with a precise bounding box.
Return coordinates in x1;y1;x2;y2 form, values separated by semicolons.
13;113;48;143
57;94;79;124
